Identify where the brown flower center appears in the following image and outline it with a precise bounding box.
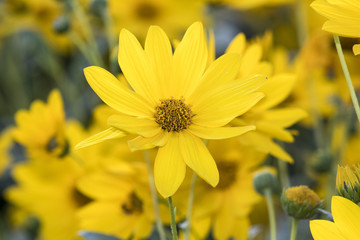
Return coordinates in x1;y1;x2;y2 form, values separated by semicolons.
135;2;159;20
72;188;92;208
121;192;143;215
217;161;238;190
154;98;194;132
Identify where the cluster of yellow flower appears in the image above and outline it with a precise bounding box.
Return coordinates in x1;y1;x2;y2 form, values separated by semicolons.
0;0;360;240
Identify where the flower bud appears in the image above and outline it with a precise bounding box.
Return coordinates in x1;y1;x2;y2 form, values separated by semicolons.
281;185;322;219
53;16;70;34
253;167;279;195
336;165;360;204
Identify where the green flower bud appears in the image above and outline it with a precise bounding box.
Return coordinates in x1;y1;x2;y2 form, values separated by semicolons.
253;167;279;195
281;185;322;219
336;165;360;204
52;16;70;34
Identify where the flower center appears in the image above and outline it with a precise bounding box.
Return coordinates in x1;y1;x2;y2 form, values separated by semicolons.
217;161;238;190
154;98;194;132
72;188;92;208
135;2;159;20
121;192;143;215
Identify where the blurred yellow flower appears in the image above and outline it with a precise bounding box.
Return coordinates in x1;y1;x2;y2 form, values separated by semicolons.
185;139;264;240
12;90;68;160
218;33;307;162
311;0;360;55
77;22;265;197
77;160;156;239
210;0;294;9
310;196;360;240
109;0;206;40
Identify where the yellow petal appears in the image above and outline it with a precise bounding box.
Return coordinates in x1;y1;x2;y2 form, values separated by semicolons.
253;73;296;111
323;21;360;38
84;66;153;117
239;43;262;77
180;131;219;187
108;115;160;138
188;124;255;140
259;108;308;127
154;133;186;198
192;91;264;128
118;29;158;104
310;220;346;240
225;33;246;55
48;89;65;123
144;26;173;99
173;22;208;98
207;29;216;66
353;44;360;55
75;127;125;150
332;196;360;239
255;122;294;142
128;131;169;151
238;132;293;163
191;53;241;97
213;196;235;239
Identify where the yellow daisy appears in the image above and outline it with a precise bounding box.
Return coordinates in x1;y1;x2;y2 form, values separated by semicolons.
311;0;360;55
77;22;265;197
310;196;360;240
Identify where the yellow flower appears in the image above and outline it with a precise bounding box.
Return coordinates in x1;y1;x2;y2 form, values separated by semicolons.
336;165;360;203
109;0;206;40
311;0;360;55
77;22;265;197
77;161;156;239
12;90;68;160
184;139;264;240
217;33;307;162
310;196;360;240
211;0;294;9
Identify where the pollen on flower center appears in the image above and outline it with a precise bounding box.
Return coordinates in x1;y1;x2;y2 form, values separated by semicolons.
135;2;159;20
154;98;194;132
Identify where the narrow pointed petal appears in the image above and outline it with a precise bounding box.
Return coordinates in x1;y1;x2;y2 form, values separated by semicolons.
118;29;158;104
108;115;160;138
260;108;308;127
332;196;360;239
188;124;255;140
253;74;296;111
145;26;173;99
75;127;126;150
310;220;346;240
84;66;153;117
173;22;208;98
128;132;168;151
239;44;262;77
190;53;241;98
179;131;219;187
226;33;246;54
154;133;186;198
192;91;264;128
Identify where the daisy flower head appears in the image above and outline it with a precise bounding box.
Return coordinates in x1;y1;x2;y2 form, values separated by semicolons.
77;22;266;198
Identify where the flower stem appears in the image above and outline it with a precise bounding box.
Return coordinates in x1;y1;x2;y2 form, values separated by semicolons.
143;151;166;240
290;218;299;240
168;196;178;240
184;172;197;240
264;189;276;240
333;35;360;123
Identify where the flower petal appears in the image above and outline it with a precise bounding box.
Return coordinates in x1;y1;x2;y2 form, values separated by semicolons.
239;43;262;78
253;73;296;111
179;131;219;187
173;22;208;98
128;131;169;151
190;53;242;98
108;115;160;138
310;220;346;240
192;91;264;128
145;26;173;99
118;29;158;104
332;196;360;239
353;44;360;56
75;127;126;150
226;33;246;54
188;124;255;140
84;66;153;117
154;133;186;198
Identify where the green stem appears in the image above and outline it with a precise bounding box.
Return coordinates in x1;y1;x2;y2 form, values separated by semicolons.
333;35;360;123
168;196;178;240
294;0;308;47
184;173;197;240
143;151;166;240
264;189;276;240
290;218;299;240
